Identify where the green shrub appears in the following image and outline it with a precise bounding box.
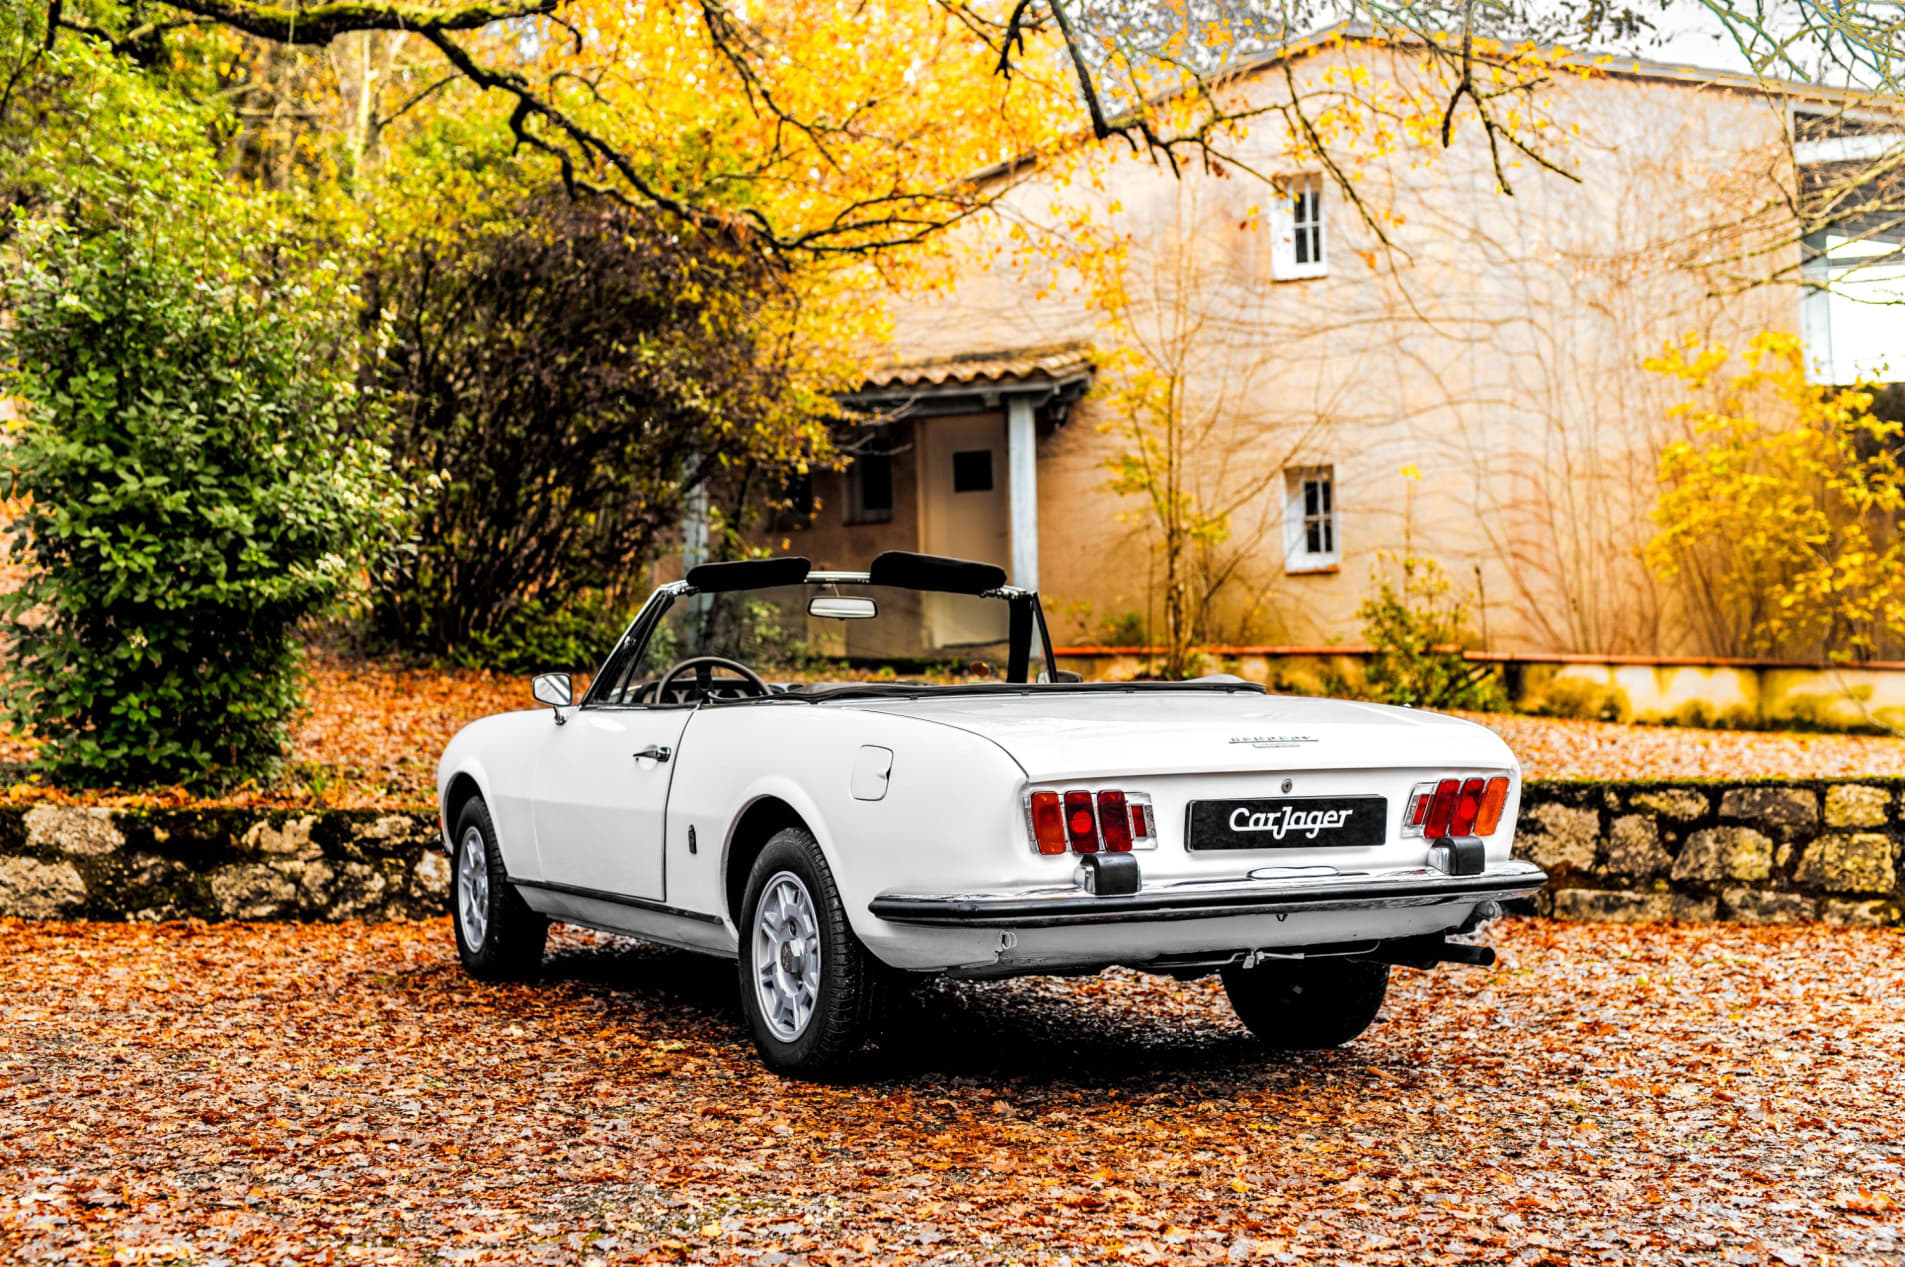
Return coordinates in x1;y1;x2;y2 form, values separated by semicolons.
447;591;630;675
1357;552;1507;712
2;225;405;789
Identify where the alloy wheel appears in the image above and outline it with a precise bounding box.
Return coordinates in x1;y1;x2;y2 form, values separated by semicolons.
456;825;491;947
752;870;822;1041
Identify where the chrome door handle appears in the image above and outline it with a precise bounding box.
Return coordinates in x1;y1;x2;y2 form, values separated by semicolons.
633;745;672;763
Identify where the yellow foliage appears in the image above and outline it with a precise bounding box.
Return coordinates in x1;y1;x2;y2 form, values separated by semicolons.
1645;331;1905;661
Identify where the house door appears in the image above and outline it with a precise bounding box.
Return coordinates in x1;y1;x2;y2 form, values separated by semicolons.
921;414;1011;649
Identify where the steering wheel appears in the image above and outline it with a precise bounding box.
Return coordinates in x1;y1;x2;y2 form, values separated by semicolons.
653;655;771;704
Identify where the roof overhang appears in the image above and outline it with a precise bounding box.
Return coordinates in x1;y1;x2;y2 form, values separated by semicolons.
840;341;1095;422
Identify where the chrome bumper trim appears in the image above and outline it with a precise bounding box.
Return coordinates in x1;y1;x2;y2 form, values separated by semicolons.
868;861;1547;928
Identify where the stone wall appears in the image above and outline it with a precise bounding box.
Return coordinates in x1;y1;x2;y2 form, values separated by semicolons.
0;806;445;922
1513;780;1902;926
2;783;1902;926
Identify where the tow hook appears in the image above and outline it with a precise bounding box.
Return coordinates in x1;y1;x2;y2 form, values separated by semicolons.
1075;853;1142;896
1370;935;1497;970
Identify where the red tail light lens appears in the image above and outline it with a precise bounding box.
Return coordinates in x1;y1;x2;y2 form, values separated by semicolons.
1063;790;1100;852
1403;785;1434;833
1096;791;1132;852
1423;779;1460;839
1029;791;1067;855
1449;777;1485;837
1475;776;1510;836
1026;789;1156;854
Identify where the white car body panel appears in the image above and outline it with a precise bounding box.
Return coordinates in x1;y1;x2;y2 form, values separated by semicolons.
854;691;1513;780
439;673;1542;976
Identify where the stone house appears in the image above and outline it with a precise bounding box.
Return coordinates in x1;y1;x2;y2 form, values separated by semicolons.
774;29;1901;661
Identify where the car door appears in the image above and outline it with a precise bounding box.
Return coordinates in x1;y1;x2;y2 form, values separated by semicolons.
528;704;694;902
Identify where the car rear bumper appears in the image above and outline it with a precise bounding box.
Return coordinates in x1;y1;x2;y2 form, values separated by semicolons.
867;859;1548;928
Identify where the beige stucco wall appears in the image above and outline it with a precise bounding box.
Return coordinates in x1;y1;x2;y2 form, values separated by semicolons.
872;49;1801;655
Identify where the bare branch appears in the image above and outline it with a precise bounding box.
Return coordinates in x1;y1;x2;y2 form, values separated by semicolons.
156;0;556;46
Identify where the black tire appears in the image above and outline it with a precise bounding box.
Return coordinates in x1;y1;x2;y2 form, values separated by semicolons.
450;796;548;981
1221;956;1390;1049
736;828;884;1076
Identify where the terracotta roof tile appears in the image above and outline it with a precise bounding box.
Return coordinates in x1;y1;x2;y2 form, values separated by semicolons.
860;341;1094;392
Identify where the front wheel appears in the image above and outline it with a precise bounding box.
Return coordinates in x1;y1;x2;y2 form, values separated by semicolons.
1221;956;1390;1049
451;797;548;980
737;828;884;1075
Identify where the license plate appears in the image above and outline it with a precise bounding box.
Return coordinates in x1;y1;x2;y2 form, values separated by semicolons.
1186;796;1388;851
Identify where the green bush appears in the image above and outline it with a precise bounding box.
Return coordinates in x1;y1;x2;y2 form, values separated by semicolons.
2;226;405;789
447;591;630;675
1357;552;1507;712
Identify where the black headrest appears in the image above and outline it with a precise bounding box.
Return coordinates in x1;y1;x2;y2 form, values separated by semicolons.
684;556;812;593
867;551;1009;595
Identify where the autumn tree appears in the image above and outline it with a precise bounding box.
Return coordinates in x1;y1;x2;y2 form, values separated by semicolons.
1645;330;1905;662
366;185;831;667
41;0;1860;267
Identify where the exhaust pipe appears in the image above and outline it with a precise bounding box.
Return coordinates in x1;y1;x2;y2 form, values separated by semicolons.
1369;935;1497;970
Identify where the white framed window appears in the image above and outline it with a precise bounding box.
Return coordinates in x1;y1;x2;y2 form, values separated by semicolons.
1795;108;1905;383
1283;465;1339;573
1270;174;1327;281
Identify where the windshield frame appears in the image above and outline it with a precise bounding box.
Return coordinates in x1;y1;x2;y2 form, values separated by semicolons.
579;573;1061;709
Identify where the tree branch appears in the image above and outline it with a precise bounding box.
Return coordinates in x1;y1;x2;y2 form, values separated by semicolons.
156;0;556;46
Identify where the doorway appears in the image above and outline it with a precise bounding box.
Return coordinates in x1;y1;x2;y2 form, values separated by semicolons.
920;413;1011;649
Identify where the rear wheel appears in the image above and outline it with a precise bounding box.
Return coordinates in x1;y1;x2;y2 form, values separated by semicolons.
1221;957;1390;1049
737;828;884;1076
451;797;548;980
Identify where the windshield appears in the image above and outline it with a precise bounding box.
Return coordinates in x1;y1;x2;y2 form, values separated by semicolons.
591;581;1053;704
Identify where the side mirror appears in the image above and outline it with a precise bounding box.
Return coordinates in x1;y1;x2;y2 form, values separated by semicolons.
1039;668;1084;683
531;672;573;719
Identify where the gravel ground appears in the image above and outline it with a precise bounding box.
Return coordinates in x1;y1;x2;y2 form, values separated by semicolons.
1460;711;1905;781
4;917;1902;1263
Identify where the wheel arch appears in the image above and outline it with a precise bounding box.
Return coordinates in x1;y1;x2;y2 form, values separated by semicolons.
721;794;815;929
441;771;486;851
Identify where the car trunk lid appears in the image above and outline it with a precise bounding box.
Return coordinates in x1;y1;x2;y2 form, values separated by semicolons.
848;688;1516;781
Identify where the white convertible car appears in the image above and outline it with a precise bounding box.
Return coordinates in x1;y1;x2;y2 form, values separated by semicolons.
437;552;1545;1073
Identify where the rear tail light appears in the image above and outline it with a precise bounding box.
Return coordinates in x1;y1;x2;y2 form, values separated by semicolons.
1448;777;1485;836
1028;791;1067;855
1063;791;1099;853
1024;789;1156;854
1423;779;1459;838
1474;776;1510;835
1096;790;1132;852
1402;775;1513;839
1403;785;1434;832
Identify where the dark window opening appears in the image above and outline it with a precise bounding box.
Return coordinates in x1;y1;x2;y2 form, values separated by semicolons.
952;449;994;493
845;428;894;525
1302;475;1334;554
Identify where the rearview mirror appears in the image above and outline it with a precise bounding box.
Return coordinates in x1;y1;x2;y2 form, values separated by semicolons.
808;596;878;620
531;672;573;713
